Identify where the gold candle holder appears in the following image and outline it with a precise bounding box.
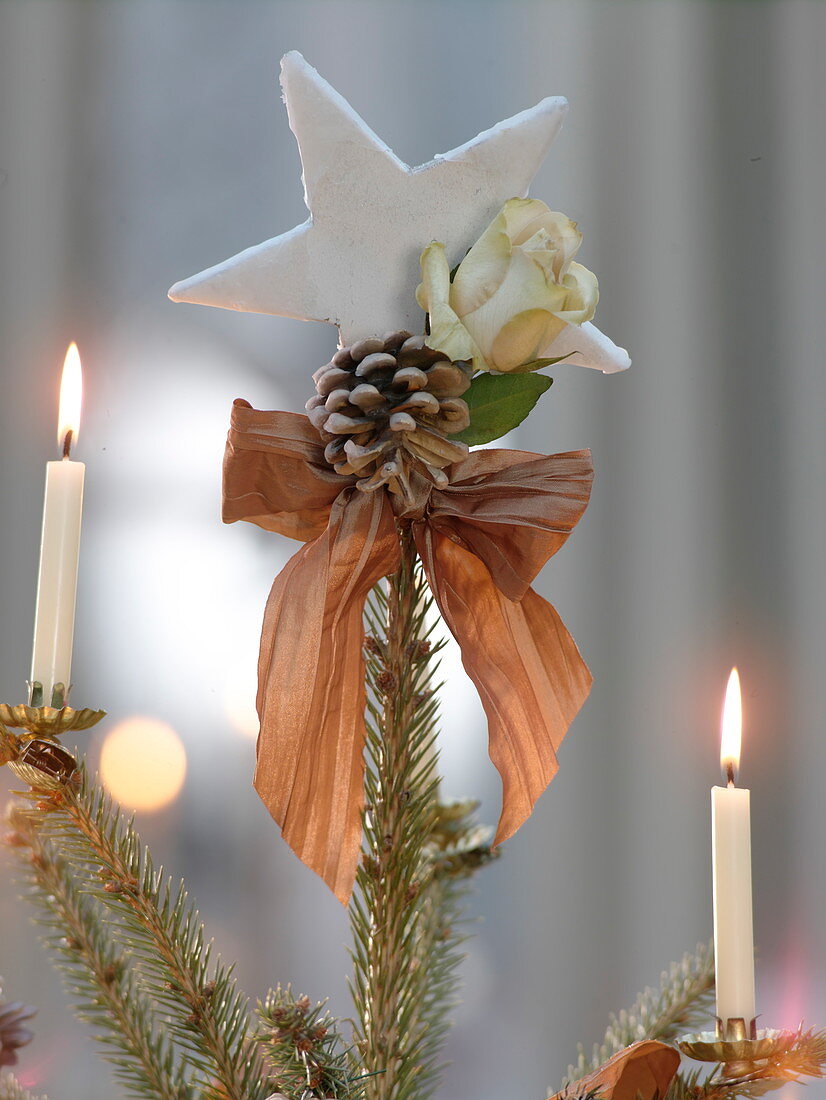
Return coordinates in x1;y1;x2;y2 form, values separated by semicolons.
679;1018;796;1079
0;691;105;790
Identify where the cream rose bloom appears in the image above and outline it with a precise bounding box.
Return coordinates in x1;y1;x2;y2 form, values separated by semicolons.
416;197;599;373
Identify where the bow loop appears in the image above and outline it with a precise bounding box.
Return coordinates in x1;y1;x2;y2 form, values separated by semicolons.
223;399;353;542
428;448;593;600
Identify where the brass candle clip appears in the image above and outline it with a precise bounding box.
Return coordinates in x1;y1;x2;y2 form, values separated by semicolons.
0;682;105;790
679;1017;796;1079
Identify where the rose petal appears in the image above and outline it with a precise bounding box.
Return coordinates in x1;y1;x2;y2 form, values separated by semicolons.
498;197;560;247
542;319;631;373
450;212;514;317
461;247;564;364
517;211;582;274
418;242;486;368
416;241;451;311
554;261;599;324
490;309;568;372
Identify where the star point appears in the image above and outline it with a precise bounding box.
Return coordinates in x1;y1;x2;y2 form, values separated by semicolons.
169;51;629;372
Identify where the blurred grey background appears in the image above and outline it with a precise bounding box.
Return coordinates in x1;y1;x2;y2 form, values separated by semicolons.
1;0;825;1096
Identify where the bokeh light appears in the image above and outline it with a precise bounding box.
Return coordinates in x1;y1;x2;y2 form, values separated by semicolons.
222;662;260;740
100;716;187;811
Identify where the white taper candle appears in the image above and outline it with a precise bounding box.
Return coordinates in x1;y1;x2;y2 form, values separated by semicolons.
711;668;756;1032
30;344;85;705
712;784;756;1028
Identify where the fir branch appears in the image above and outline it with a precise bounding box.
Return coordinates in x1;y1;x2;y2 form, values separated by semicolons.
350;527;469;1100
5;809;188;1100
667;1066;777;1100
398;869;467;1095
427;799;498;881
21;774;270;1100
0;1073;48;1100
255;986;359;1100
564;943;715;1087
762;1027;826;1081
404;799;498;1092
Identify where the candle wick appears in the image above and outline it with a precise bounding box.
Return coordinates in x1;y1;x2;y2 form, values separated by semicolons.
62;430;73;460
726;761;736;787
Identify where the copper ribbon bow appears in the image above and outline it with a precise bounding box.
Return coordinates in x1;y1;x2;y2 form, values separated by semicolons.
553;1042;681;1100
223;398;594;902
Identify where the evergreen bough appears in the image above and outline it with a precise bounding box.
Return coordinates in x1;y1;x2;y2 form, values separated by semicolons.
3;546;825;1100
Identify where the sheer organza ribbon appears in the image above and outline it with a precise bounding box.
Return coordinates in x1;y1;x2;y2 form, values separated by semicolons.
223;398;594;902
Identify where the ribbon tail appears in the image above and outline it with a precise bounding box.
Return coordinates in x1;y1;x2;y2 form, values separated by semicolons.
557;1041;681;1100
415;526;592;846
254;489;400;903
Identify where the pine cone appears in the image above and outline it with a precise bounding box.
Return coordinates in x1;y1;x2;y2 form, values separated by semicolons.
306;332;472;497
0;997;35;1067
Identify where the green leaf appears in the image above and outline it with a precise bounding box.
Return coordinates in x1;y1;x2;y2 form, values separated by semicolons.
453;372;554;446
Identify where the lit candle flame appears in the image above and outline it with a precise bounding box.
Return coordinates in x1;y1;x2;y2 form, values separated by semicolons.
57;342;82;453
720;666;742;783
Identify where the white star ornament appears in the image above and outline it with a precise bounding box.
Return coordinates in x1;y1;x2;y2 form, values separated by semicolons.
169;51;630;374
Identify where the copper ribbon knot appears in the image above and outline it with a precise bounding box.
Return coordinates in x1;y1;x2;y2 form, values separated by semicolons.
224;398;594;902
